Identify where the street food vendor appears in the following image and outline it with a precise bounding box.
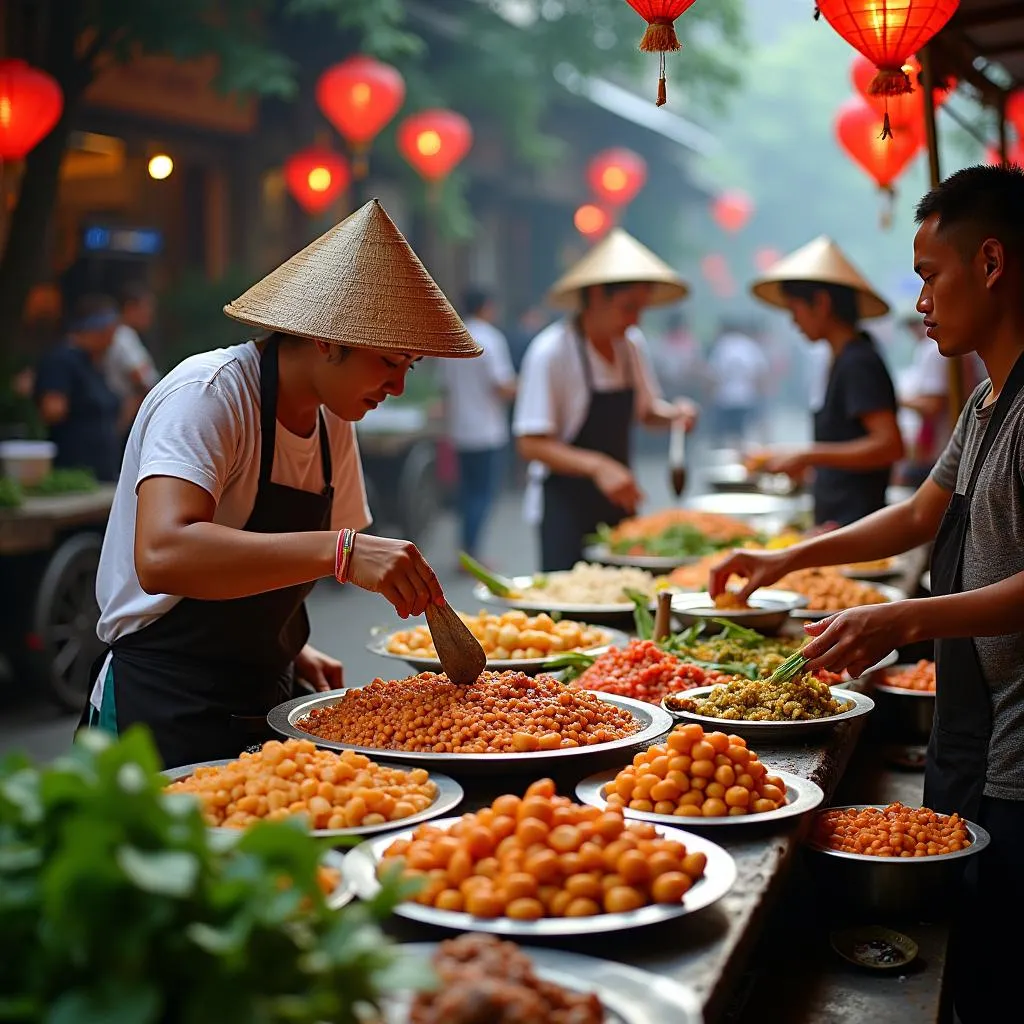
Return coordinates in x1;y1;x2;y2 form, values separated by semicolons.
513;229;698;571
710;165;1024;1024
748;237;904;526
84;199;481;770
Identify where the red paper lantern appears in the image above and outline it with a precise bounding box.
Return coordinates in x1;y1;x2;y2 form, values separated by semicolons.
753;247;783;273
0;59;63;160
818;0;959;135
623;1;702;105
397;109;473;183
835;97;923;189
283;147;350;215
850;54;955;131
1007;91;1024;140
986;139;1024;167
315;56;405;178
574;203;613;239
711;190;753;233
587;148;647;208
700;253;735;298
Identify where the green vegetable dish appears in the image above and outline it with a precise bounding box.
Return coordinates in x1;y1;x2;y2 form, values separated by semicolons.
589;522;763;559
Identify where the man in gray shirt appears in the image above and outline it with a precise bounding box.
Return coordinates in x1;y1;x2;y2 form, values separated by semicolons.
709;163;1024;1024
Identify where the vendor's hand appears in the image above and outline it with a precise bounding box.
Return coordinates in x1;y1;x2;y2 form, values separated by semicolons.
295;644;343;693
348;534;444;619
672;398;699;432
592;456;644;515
765;450;810;479
801;602;917;679
708;548;789;602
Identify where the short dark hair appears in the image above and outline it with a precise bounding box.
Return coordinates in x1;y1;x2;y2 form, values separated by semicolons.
119;280;152;308
915;163;1024;262
779;279;860;327
463;287;492;317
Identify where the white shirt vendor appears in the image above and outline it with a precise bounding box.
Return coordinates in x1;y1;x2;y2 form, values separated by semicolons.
103;323;159;399
513;319;663;525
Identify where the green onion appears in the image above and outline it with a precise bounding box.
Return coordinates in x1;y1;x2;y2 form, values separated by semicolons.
625;589;655;640
458;551;519;597
763;646;809;685
712;618;766;644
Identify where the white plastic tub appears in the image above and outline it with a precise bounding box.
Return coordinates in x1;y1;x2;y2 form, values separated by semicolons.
0;440;57;487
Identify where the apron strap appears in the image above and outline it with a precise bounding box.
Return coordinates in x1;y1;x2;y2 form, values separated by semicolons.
963;351;1024;500
571;321;635;394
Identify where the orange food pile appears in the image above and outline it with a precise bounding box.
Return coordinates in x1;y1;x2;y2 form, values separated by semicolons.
882;660;936;692
380;778;708;920
574;639;727;704
166;738;437;830
296;671;638;754
812;802;971;857
610;508;758;544
606;723;787;818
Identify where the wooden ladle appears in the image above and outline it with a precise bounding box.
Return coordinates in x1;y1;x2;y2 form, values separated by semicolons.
426;599;487;685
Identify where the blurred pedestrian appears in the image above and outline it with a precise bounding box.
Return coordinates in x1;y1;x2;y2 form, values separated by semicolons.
105;281;160;437
706;317;770;446
441;286;517;564
34;293;123;481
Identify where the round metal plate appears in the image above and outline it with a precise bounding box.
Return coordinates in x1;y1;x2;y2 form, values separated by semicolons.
575;767;824;829
268;690;673;772
385;944;703;1024
471;576;642;617
321;848;356;910
343;817;736;936
582;543;705;571
789;582;907;621
161;758;464;838
872;661;936;696
838;556;905;581
661;684;875;741
832;649;900;689
668;588;808;632
829;926;918;971
367;622;630;675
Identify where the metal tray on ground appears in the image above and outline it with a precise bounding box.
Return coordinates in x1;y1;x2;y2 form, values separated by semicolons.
368;623;630;676
789;582;907;621
575;767;824;830
161;758;464;838
384;943;704;1024
343;818;736;937
661;684;875;742
267;690;673;773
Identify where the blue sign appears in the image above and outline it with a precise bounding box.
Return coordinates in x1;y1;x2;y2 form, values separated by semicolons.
83;225;163;256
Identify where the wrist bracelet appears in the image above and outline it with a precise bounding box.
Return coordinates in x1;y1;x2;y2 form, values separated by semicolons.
334;528;355;584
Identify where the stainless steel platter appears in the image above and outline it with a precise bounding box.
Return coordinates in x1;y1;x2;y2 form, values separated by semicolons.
788;581;907;621
575;767;824;829
267;690;673;772
661;684;875;742
161;758;464;838
367;622;630;676
322;848;356;910
837;555;907;581
831;649;899;689
383;943;704;1024
668;588;808;634
582;543;705;571
343;817;736;936
471;575;645;619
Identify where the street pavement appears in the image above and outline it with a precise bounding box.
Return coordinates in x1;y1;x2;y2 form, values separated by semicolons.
0;410;810;764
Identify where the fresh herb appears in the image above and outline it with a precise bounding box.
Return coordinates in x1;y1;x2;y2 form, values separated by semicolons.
458;551;518;597
0;727;431;1024
626;588;656;640
764;646;810;684
25;468;99;496
543;650;598;682
711;618;767;645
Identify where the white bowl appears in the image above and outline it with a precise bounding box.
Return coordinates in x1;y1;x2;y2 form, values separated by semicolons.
0;439;56;487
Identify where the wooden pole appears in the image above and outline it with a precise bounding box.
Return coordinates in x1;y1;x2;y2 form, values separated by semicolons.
920;45;966;425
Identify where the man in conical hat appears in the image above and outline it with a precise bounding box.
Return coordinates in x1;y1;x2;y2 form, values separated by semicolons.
745;236;903;527
512;228;698;571
84;199;481;769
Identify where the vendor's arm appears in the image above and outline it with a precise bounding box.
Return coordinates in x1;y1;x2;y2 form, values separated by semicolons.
628;328;699;431
767;409;904;475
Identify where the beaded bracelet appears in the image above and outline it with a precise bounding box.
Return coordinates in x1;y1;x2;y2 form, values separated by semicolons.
334;528;355;584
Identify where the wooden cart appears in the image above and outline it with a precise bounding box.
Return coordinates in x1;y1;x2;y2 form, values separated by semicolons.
0;486;114;711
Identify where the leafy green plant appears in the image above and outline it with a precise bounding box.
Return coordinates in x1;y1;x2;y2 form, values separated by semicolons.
0;727;430;1024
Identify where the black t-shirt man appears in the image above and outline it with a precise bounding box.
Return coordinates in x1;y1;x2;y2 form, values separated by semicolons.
812;333;898;526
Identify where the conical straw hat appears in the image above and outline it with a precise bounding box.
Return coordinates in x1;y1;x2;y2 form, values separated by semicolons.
750;235;890;319
547;228;689;309
224;198;481;358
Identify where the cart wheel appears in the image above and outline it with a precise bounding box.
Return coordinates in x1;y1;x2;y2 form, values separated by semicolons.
32;532;105;712
397;441;439;546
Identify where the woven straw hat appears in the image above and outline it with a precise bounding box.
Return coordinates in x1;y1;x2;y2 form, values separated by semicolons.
224;198;481;358
750;235;890;319
547;228;689;309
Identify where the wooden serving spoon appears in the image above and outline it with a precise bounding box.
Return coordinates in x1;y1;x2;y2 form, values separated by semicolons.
425;599;487;685
669;420;688;500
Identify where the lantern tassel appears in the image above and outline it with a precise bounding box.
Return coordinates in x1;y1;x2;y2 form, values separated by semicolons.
879;109;894;141
813;4;821;20
657;53;667;107
879;185;895;232
869;67;913;97
639;19;681;53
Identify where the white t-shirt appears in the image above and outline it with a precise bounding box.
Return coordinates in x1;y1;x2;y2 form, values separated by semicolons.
707;332;769;408
104;324;159;398
95;341;371;646
440;316;516;450
512;319;663;525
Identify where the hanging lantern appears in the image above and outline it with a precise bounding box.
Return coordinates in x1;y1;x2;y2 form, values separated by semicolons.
835;97;924;228
574;203;613;240
587;148;647;208
623;1;701;106
817;0;959;138
397;109;473;184
315;56;405;178
1007;91;1024;140
850;54;955;133
753;247;783;273
0;59;63;160
700;253;735;298
283;146;350;215
711;189;753;233
985;139;1024;167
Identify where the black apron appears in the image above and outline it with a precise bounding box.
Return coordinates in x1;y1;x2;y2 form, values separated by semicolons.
93;338;334;769
924;353;1024;819
540;329;635;572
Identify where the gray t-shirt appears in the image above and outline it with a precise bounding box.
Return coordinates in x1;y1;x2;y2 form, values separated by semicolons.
931;379;1024;800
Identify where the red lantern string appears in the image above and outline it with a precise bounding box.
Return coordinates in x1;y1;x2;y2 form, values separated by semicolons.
623;1;701;105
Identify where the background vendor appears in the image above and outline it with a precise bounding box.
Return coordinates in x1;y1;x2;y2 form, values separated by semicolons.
512;229;698;572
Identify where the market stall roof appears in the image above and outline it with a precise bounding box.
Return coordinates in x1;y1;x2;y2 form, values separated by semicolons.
930;0;1024;100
